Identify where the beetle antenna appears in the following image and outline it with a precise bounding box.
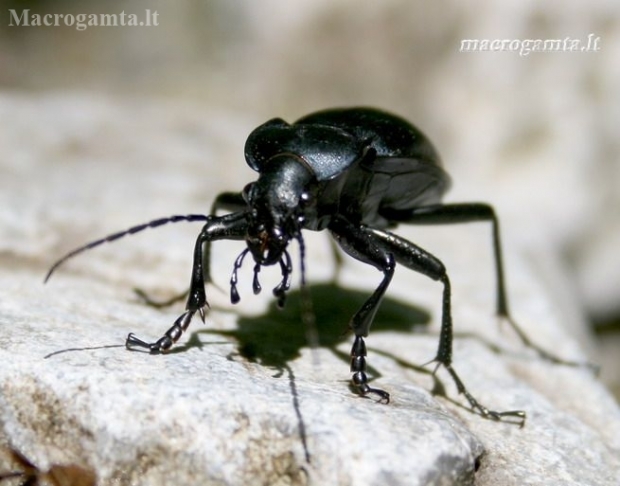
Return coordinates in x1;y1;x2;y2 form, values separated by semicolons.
296;233;307;287
296;233;319;350
44;214;210;283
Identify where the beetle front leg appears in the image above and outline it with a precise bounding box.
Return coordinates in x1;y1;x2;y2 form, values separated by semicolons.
133;192;248;308
126;212;248;353
330;218;394;402
204;192;248;286
349;256;394;403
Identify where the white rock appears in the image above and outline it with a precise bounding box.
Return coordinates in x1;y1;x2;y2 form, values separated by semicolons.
1;94;619;485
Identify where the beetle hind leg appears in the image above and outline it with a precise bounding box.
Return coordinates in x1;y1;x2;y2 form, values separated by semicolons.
347;257;394;403
431;274;526;424
441;361;526;424
331;216;526;420
389;203;593;371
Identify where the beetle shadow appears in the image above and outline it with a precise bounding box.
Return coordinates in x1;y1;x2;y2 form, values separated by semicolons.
145;283;531;425
183;282;430;375
179;283;529;423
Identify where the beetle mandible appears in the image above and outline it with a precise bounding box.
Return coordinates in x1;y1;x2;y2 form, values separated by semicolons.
47;107;571;422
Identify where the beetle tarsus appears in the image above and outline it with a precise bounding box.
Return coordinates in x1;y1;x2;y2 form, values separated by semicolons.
429;275;527;423
125;333;153;351
126;310;196;353
355;379;391;404
442;362;526;426
125;333;167;354
350;335;390;403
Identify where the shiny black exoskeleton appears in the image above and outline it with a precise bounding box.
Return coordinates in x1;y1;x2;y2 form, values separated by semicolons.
48;107;569;423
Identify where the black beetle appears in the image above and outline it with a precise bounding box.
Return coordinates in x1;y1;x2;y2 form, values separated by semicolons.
46;107;576;422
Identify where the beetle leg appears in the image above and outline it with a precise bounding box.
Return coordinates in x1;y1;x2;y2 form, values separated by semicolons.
381;203;509;312
134;192;248;308
329;218;395;402
383;202;588;368
331;217;525;421
126;212;248;353
206;192;248;286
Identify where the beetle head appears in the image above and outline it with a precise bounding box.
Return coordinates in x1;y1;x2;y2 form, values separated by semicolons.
243;155;315;266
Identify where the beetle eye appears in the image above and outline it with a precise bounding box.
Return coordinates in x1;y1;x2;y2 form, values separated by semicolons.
299;191;313;207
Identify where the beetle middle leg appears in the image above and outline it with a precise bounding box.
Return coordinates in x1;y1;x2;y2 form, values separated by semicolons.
330;216;525;421
126;212;248;353
383;202;587;368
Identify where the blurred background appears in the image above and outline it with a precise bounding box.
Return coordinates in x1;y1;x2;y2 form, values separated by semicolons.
0;0;618;398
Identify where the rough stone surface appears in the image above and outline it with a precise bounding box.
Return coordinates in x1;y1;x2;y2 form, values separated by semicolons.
1;94;619;485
